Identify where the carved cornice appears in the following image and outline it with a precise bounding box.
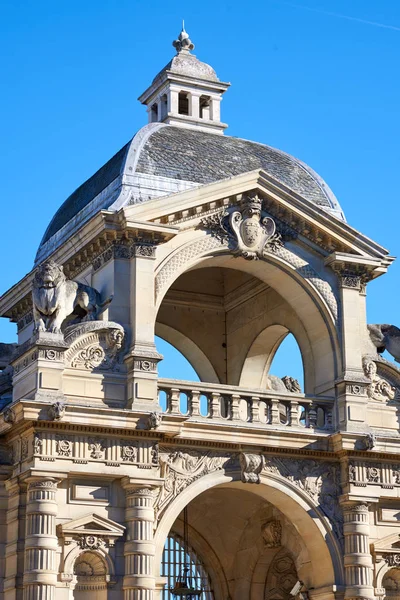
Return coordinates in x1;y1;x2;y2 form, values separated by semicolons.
155;191;346;255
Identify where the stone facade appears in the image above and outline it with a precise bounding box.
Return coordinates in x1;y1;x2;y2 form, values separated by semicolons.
0;25;399;600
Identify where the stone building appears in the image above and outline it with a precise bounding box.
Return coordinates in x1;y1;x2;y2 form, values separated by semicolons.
1;24;400;600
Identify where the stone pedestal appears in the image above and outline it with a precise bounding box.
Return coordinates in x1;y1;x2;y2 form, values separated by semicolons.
342;502;374;600
23;477;59;600
122;482;157;600
12;333;68;404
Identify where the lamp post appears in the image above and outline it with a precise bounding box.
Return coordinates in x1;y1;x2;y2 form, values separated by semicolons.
170;506;203;599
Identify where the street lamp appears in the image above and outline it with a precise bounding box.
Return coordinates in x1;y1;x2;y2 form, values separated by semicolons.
170;506;203;599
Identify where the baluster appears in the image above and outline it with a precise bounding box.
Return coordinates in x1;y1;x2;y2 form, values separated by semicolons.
270;398;280;425
231;394;241;421
289;400;299;427
170;388;181;414
251;396;260;424
210;392;221;419
308;403;318;428
165;389;172;413
189;389;201;417
326;407;333;429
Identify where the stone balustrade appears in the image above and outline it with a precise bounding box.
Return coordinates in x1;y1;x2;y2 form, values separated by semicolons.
158;378;334;430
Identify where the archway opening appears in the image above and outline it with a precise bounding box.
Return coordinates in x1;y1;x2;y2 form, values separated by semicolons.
156;335;211;414
157;481;339;600
269;333;304;392
156;263;323;393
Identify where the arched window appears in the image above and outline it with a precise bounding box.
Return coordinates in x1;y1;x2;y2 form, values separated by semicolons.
161;533;214;600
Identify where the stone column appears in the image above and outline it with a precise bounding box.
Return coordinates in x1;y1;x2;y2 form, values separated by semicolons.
342;502;374;600
122;483;156;600
126;244;162;410
326;262;370;431
23;477;59;600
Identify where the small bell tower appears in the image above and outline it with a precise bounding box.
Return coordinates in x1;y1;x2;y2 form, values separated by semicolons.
138;24;230;134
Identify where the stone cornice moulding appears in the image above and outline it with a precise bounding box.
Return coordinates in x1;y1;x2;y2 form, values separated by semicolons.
122;168;392;260
0;215;178;321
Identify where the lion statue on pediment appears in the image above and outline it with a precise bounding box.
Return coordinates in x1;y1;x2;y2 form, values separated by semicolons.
32;261;111;334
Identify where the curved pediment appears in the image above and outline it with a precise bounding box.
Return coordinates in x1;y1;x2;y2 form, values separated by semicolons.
64;321;125;372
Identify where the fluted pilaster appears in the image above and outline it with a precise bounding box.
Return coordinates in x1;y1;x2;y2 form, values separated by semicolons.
343;502;374;600
23;478;59;600
123;485;156;600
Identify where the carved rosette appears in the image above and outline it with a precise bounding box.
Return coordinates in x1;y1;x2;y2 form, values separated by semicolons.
65;322;125;372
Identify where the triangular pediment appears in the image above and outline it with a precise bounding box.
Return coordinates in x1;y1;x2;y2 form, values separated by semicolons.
373;532;400;555
122;168;391;267
58;513;125;538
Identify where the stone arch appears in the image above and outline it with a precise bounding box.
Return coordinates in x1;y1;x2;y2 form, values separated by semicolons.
156;322;219;383
239;324;307;390
64;544;115;585
71;551;109;599
155;237;340;392
382;568;400;600
154;469;344;592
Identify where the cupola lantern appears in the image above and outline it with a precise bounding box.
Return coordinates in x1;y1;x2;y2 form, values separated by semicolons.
138;24;230;134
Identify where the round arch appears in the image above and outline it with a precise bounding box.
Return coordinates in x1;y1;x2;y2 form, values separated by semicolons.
154;470;344;591
63;544;115;582
155;245;340;392
239;324;307;390
156;322;219;383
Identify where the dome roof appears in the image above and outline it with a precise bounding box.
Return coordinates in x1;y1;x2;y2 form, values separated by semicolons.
152;52;219;85
35;123;345;264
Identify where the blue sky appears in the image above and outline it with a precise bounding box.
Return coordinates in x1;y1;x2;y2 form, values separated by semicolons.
1;0;399;383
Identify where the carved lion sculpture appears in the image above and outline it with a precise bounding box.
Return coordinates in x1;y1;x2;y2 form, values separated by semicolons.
32;261;111;334
368;324;400;363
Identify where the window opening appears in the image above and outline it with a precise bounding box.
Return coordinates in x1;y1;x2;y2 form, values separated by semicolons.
199;96;211;119
178;92;190;115
161;94;168;119
161;532;214;600
151;103;158;122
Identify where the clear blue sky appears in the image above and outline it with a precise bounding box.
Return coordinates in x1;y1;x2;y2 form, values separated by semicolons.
1;0;399;384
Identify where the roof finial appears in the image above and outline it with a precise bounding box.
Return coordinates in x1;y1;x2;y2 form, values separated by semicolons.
172;21;194;54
